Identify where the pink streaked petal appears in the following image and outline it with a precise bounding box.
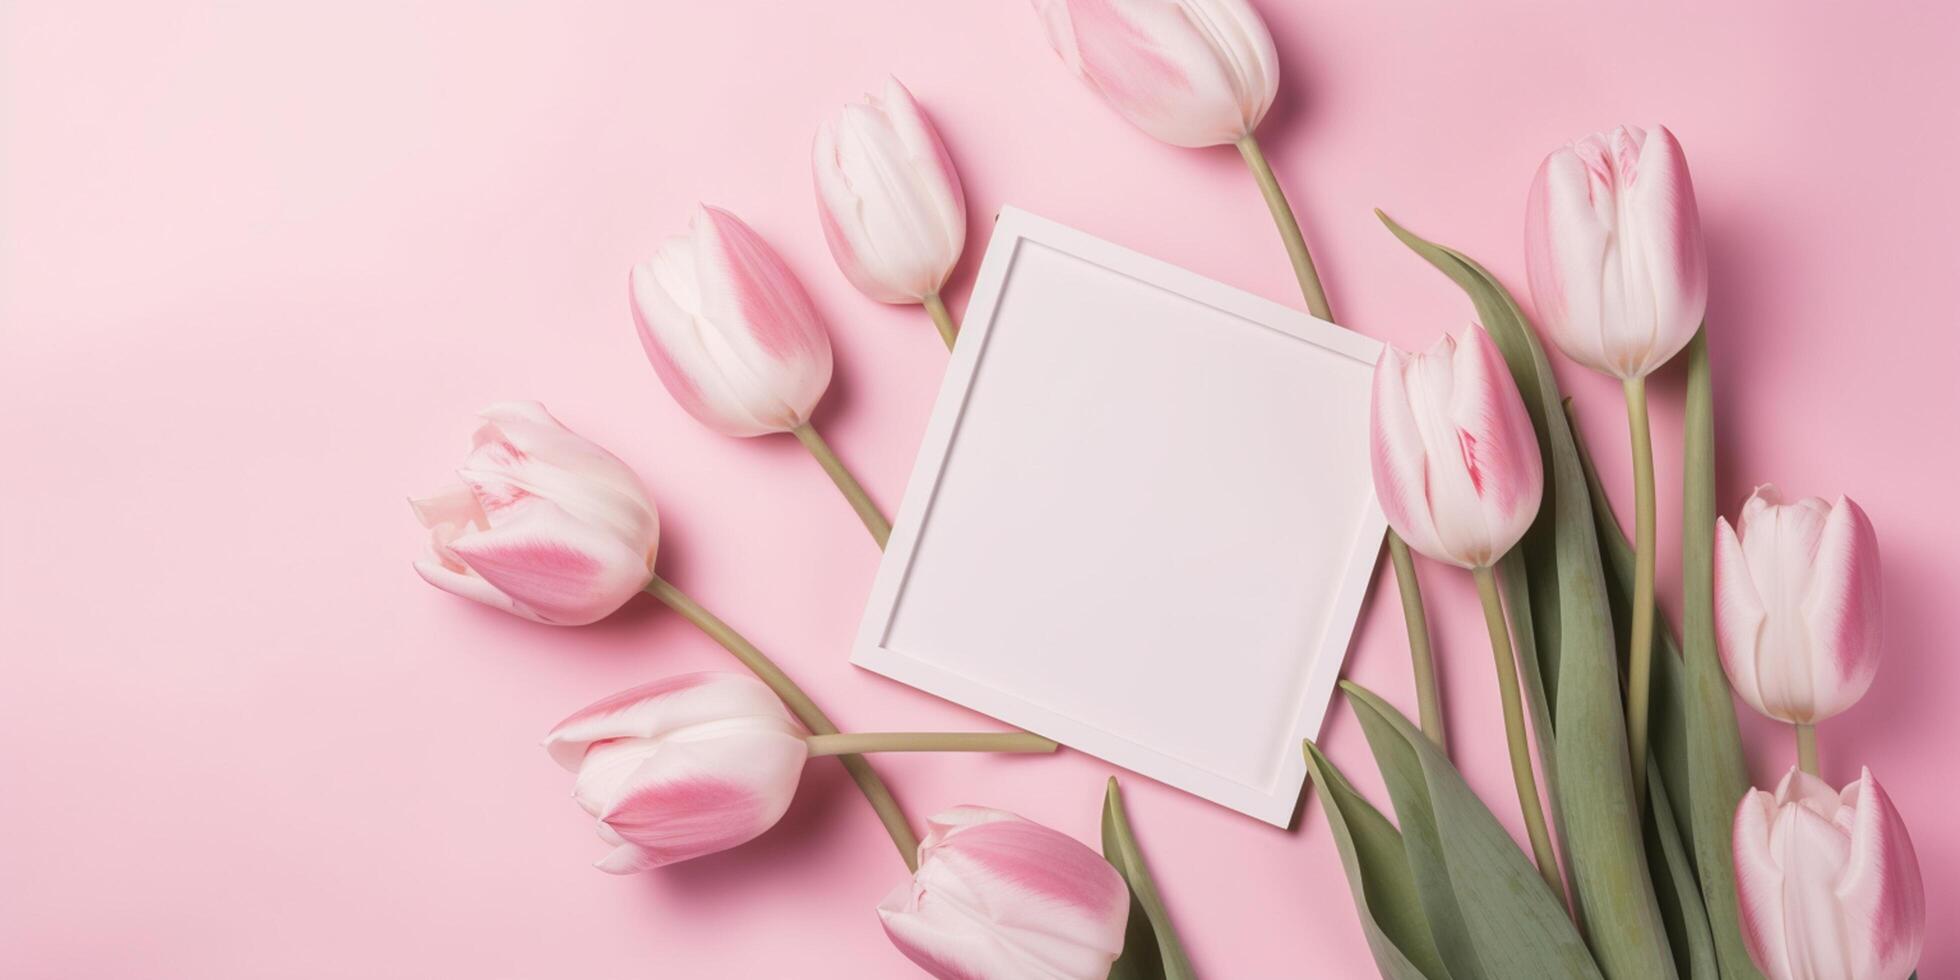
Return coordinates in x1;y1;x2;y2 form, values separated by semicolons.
1773;797;1857;978
1837;769;1925;976
409;483;485;532
448;498;651;626
596;731;807;867
882;76;966;248
593;842;659;875
1804;496;1882;703
878;880;1019;980
1525;147;1615;375
629;259;772;436
542;671;797;770
1448;323;1542;538
695;206;829;362
1620;124;1706;376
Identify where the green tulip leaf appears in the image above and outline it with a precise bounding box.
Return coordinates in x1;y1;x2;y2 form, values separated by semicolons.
1301;741;1450;980
1343;680;1603;979
1103;778;1195;980
1375;211;1677;978
1679;331;1762;978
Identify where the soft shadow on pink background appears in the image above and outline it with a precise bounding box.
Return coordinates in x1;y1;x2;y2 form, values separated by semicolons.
3;2;1955;976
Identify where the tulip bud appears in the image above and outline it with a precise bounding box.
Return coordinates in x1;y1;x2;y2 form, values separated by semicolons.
1032;0;1280;148
878;807;1129;980
1733;767;1924;980
813;77;967;305
1715;486;1882;724
410;402;659;626
1523;124;1708;380
1369;324;1544;570
629;206;834;438
542;672;810;873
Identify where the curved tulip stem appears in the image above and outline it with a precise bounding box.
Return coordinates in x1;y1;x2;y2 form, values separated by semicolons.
1795;723;1820;776
805;731;1059;757
1473;565;1565;900
791;422;893;549
643;575;920;870
1236;134;1332;322
922;293;958;350
1623;376;1657;809
1387;533;1446;750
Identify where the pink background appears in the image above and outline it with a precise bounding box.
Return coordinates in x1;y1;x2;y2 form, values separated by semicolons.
4;1;1955;976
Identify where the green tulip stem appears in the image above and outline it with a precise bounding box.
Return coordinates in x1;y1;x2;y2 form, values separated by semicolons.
805;731;1059;757
1236;134;1333;322
1623;376;1658;809
643;574;920;870
1388;533;1446;750
922;293;958;350
1473;565;1565;899
791;422;893;549
1796;723;1820;776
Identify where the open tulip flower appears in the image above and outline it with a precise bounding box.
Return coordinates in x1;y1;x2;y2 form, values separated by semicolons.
1524;123;1708;381
1717;486;1882;774
1733;767;1924;980
814;77;967;348
630;204;892;545
878;806;1128;980
410;402;659;627
543;672;810;873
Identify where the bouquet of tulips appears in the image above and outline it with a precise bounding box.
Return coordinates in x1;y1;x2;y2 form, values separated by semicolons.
408;0;1925;977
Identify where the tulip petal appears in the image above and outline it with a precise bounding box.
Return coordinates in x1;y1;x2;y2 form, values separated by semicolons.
1836;770;1925;978
411;559;520;618
542;671;800;770
596;729;808;868
1801;497;1882;719
1714;515;1772;716
1619;126;1707;377
447;496;652;626
1369;347;1449;563
1734;785;1794;980
812;78;967;304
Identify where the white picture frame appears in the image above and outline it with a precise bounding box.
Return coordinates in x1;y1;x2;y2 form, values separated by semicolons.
851;208;1386;826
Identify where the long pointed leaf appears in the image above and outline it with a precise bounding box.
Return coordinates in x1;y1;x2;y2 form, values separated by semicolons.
1343;680;1603;979
1103;778;1195;980
1680;330;1760;977
1302;741;1449;980
1376;212;1675;979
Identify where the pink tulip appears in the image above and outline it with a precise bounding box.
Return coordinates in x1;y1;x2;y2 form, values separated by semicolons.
1369;324;1544;569
878;807;1128;980
1524;124;1708;380
410;402;659;626
1715;486;1883;724
813;77;967;305
542;672;809;873
1032;0;1280;148
629;206;834;438
1733;767;1924;979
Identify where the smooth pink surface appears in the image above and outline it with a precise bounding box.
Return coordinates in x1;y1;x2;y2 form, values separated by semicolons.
3;2;1956;976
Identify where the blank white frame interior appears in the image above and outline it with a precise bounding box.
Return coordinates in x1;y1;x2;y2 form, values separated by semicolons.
852;208;1386;826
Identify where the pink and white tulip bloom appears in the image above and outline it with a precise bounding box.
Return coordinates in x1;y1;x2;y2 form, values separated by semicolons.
813;77;967;305
1524;124;1709;380
878;806;1128;980
1369;324;1544;570
629;206;834;438
1032;0;1280;148
543;672;809;873
1715;486;1883;724
410;402;659;626
1733;767;1924;980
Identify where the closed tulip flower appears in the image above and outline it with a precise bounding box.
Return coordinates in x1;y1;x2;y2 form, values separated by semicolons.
1717;487;1882;773
814;77;967;345
1032;0;1278;149
629;205;834;439
878;807;1128;980
1369;324;1543;571
543;672;809;873
410;402;659;627
1733;767;1924;980
1524;124;1708;380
